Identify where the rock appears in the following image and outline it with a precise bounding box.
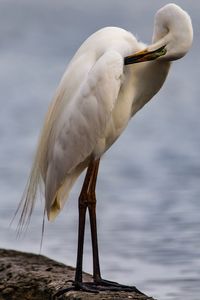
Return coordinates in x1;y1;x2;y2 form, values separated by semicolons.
0;249;156;300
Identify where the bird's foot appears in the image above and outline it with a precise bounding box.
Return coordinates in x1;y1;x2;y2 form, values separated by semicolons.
52;278;145;299
94;278;145;294
52;280;98;299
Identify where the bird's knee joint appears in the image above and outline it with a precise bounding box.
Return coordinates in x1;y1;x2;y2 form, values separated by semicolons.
79;191;96;208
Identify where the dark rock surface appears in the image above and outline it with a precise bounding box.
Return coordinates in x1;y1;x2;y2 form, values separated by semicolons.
0;249;156;300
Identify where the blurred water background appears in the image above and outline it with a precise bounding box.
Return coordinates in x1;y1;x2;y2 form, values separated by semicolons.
0;1;200;299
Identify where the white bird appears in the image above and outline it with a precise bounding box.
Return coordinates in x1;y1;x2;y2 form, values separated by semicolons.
18;3;193;297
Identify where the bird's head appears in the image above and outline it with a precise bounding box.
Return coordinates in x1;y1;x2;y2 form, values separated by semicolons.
124;3;193;65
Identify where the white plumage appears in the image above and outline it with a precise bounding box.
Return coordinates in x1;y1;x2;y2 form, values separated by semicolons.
19;3;193;227
46;47;124;219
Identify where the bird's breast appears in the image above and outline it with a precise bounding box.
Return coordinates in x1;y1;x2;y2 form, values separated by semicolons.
93;75;135;157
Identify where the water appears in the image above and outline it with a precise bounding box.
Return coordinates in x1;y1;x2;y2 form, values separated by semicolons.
0;1;200;299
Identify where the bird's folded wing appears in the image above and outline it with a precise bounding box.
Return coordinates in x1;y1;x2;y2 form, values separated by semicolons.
45;50;124;214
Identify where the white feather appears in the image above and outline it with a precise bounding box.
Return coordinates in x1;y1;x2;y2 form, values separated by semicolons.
17;4;193;228
45;50;124;219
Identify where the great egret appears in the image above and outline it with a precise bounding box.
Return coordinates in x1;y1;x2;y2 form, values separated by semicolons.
18;3;193;297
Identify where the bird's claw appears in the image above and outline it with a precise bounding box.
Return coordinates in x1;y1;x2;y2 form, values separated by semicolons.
52;280;98;299
94;278;145;294
52;278;145;299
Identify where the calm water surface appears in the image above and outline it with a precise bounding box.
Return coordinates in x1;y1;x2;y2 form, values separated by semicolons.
0;1;200;299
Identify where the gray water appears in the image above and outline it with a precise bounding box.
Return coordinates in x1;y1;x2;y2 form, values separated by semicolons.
0;1;200;299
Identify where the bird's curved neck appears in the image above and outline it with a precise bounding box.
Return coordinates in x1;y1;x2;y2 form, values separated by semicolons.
131;60;171;115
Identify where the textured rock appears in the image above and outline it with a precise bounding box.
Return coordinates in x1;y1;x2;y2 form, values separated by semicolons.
0;249;156;300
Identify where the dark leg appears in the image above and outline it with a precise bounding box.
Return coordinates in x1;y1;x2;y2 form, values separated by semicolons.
87;159;101;281
87;161;144;295
53;159;145;298
75;161;95;284
74;203;86;283
52;161;99;299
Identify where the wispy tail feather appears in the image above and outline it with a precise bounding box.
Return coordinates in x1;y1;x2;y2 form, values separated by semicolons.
14;79;84;233
14;89;61;233
14;157;44;235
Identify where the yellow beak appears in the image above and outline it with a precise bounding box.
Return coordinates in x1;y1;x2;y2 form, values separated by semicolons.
124;45;167;65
